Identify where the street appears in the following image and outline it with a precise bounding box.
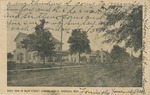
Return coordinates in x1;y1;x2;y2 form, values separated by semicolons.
7;63;141;87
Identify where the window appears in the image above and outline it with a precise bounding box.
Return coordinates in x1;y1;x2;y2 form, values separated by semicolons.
17;53;24;61
33;53;36;60
103;55;105;58
28;53;31;60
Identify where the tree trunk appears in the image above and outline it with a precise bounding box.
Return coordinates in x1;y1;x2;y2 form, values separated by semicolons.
79;53;80;63
43;56;46;65
37;53;40;63
25;49;27;63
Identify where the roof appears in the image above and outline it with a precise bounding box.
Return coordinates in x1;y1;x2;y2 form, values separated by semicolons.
90;51;97;56
14;32;28;42
103;51;109;55
90;50;109;56
51;36;63;44
14;32;62;44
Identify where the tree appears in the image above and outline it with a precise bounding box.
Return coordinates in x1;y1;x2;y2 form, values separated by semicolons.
110;45;130;63
138;50;142;62
22;19;55;64
67;29;91;62
7;53;13;61
99;5;142;53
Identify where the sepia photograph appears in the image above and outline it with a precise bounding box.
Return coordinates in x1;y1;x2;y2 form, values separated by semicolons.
6;1;143;87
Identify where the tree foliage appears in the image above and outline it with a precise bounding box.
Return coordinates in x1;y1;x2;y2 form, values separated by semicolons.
110;45;130;63
7;53;13;59
100;5;142;52
67;29;91;62
22;19;55;64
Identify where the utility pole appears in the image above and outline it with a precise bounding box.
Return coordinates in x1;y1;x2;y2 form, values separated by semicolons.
60;15;64;69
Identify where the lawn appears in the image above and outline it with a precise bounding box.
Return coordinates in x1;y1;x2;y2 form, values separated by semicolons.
7;63;142;87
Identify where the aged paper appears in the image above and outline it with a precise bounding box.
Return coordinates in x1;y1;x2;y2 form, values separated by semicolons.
0;0;150;95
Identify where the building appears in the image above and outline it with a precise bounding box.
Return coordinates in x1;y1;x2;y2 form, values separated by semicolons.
13;32;110;64
13;32;62;64
66;48;109;63
89;49;110;63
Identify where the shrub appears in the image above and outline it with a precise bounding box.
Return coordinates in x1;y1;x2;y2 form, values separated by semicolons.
7;61;16;70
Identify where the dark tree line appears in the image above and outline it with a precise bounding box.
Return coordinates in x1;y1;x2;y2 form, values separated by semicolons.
99;5;142;53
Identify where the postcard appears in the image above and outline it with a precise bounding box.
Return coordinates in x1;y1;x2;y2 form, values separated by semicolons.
0;0;150;95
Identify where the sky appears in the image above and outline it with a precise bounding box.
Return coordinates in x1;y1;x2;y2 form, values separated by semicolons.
6;1;140;57
7;3;113;53
7;27;112;53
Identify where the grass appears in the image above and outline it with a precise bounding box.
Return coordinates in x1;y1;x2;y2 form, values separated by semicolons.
7;62;55;70
7;63;142;87
7;62;87;70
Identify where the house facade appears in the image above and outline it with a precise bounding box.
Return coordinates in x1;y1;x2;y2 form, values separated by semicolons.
13;32;110;64
89;49;110;63
65;48;109;63
14;32;62;64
